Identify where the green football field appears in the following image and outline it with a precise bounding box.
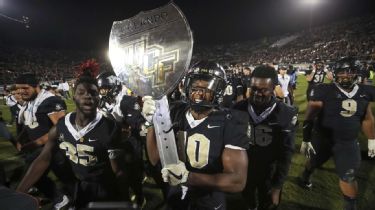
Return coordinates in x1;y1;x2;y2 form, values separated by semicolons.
0;77;374;210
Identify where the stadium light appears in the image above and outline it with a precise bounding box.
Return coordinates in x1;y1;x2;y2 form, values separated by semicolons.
302;0;320;6
0;0;30;28
298;0;323;32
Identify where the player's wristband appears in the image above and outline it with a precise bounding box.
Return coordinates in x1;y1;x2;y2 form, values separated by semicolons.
302;120;314;142
145;121;154;128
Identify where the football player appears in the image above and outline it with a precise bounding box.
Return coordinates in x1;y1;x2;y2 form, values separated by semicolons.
97;71;146;207
96;71;123;117
17;64;128;209
300;57;375;210
233;65;298;210
15;73;71;209
142;61;250;210
305;59;333;101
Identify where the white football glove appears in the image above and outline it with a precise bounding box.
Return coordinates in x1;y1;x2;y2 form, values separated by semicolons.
300;141;316;159
161;161;189;186
142;96;156;124
368;139;375;158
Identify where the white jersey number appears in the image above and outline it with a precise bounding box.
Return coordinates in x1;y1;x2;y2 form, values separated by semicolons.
59;142;97;166
340;99;357;117
186;133;210;169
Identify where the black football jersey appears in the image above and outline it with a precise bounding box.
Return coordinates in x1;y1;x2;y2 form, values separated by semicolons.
56;113;121;181
308;70;326;85
233;100;297;161
170;102;250;174
310;83;370;141
233;99;297;188
25;96;66;142
360;84;375;101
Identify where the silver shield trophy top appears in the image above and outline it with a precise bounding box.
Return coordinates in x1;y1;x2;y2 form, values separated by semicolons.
109;2;193;99
109;2;193;166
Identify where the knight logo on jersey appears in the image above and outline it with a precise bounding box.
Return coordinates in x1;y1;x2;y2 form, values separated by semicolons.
291;115;298;126
58;133;65;142
247;123;252;140
134;102;140;110
55;104;63;111
310;89;314;97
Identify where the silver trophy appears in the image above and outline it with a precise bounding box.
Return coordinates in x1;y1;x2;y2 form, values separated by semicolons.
109;2;193;166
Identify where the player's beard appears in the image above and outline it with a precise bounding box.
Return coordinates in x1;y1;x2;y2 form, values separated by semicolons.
190;104;212;113
28;92;38;101
23;90;38;102
249;94;272;111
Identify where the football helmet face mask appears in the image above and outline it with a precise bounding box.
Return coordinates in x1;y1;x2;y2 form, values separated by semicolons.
184;61;227;112
333;58;359;90
96;71;122;109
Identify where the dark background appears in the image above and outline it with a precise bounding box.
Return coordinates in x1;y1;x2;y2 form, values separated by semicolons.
1;0;375;50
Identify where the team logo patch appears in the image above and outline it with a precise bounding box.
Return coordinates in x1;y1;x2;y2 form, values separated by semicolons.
58;134;64;142
246;123;252;139
55;104;63;111
291;115;298;126
134;102;140;110
310;89;314;97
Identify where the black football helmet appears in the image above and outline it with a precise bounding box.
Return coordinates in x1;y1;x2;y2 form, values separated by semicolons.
333;57;359;89
96;71;122;109
184;61;227;111
313;58;325;71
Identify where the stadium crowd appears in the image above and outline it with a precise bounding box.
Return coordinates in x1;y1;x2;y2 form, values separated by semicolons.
0;13;375;210
1;14;375;85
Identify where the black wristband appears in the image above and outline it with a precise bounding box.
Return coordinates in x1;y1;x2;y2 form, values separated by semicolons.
302;120;314;142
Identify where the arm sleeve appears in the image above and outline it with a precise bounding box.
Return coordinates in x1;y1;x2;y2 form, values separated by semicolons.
107;122;123;160
223;109;251;150
271;109;297;189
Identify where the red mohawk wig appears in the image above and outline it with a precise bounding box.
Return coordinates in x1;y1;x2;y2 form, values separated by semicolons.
74;58;100;78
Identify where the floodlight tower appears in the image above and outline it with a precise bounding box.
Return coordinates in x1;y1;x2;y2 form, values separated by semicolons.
0;0;30;28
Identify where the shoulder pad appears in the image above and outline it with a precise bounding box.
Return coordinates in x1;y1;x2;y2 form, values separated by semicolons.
359;84;375;102
275;102;298;127
232;100;248;112
170;101;189;122
222;108;249;124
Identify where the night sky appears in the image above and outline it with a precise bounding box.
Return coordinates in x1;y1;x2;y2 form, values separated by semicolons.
1;0;375;50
